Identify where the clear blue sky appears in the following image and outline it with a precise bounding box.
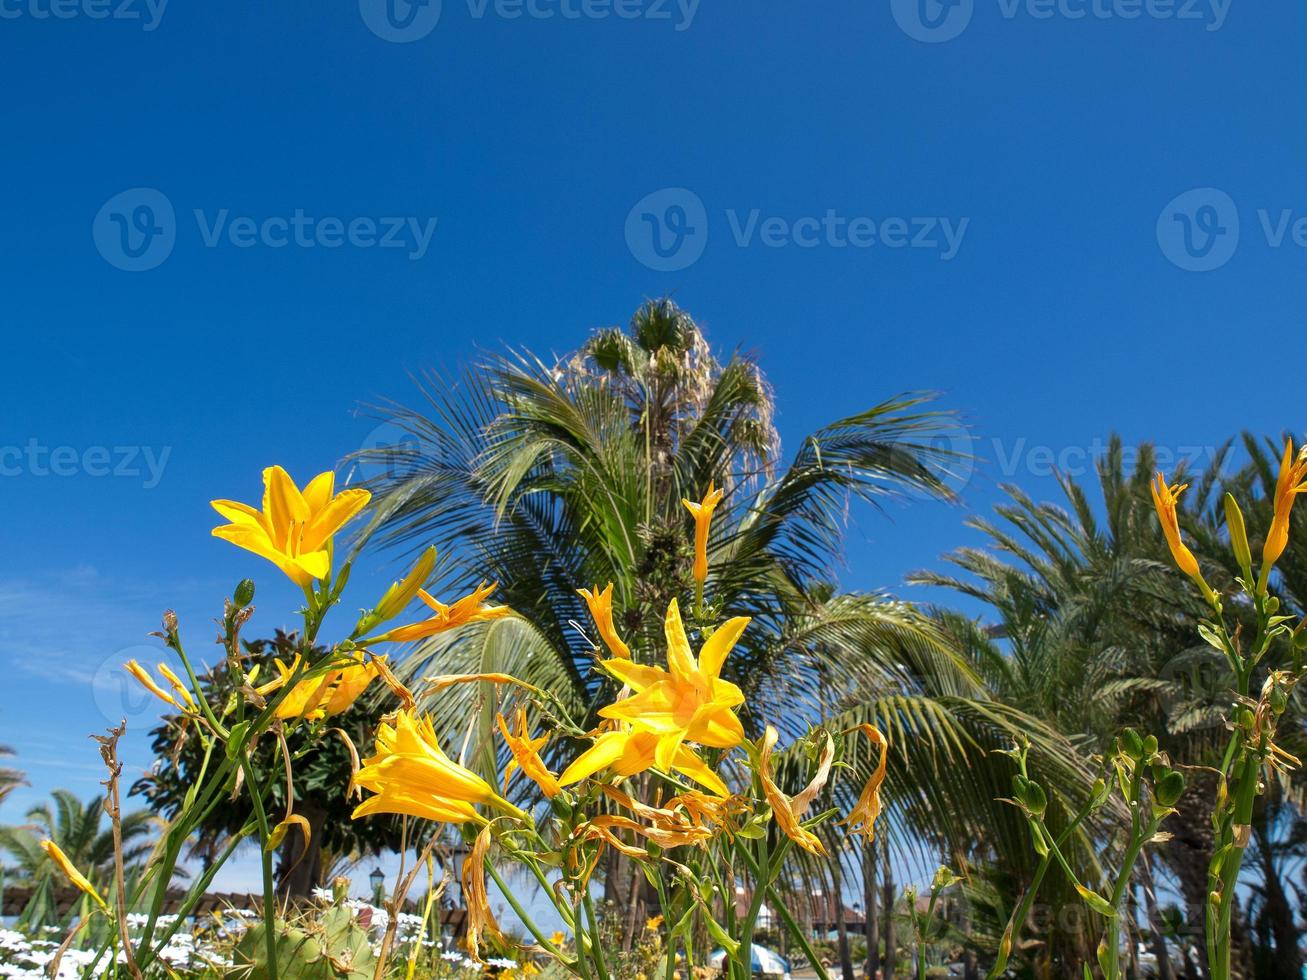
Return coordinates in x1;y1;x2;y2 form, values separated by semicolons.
1;1;1303;897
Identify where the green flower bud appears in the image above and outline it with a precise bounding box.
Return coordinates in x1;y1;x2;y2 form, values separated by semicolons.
1224;493;1252;576
1119;728;1145;761
1155;770;1186;807
234;579;256;608
1142;735;1158;759
1020;780;1048;816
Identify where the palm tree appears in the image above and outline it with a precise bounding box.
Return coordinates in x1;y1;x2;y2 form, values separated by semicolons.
912;436;1306;977
0;789;154;928
351;300;1083;946
0;745;23;804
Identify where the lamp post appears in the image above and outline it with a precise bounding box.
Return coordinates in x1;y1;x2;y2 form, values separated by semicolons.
369;867;385;909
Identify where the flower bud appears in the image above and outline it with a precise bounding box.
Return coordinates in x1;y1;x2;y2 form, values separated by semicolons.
1119;728;1145;761
1224;493;1252;576
1019;780;1048;816
234;579;256;608
1142;735;1158;759
1155;770;1186;807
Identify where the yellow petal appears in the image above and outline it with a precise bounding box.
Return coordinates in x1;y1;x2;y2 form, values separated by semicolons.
698;616;749;680
662;599;697;679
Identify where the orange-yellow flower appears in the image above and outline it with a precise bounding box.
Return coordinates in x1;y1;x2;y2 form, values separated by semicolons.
599;599;747;755
155;663;196;709
351;708;522;824
558;599;747;794
1151;473;1214;601
577;583;630;659
497;707;561;799
378;581;512;643
40;840;107;911
559;728;729;797
257;655;381;722
124;660;183;710
841;724;888;840
682;482;725;584
758;725;834;856
211;467;370;588
1264;438;1307;570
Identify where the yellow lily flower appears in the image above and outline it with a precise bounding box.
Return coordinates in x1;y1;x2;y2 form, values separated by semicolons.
497;707;561;799
211;467;370;588
155;663;196;709
1264;438;1307;569
682;482;725;584
124;659;183;710
378;581;512;643
1151;473;1214;601
841;724;888;839
758;725;834;856
598;599;748;765
40;840;107;911
257;654;382;722
577;583;631;659
351;708;522;824
558;728;729;796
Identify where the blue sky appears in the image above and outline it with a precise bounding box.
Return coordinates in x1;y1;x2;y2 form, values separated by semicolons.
1;0;1303;899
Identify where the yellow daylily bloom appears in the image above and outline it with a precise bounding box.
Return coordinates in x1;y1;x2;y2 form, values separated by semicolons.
40;840;107;911
124;660;182;710
549;931;567;949
155;663;196;709
841;724;888;840
211;467;370;588
1264;438;1307;569
1151;473;1214;601
682;482;725;584
558;728;729;796
577;583;631;659
351;708;522;824
758;725;833;856
597;599;749;768
378;581;512;643
497;707;561;799
257;654;383;722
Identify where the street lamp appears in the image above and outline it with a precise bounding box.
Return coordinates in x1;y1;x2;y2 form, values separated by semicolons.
369;867;385;907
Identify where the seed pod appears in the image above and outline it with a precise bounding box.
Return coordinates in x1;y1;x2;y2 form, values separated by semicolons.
1155;770;1186;807
1119;728;1145;761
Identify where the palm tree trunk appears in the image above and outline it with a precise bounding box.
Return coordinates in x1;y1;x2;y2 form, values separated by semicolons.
832;852;855;980
864;841;880;980
881;839;895;980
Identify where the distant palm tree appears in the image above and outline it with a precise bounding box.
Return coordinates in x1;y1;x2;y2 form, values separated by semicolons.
0;789;153;928
352;300;1081;942
0;745;23;804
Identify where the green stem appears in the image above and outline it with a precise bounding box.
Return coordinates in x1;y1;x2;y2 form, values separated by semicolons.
582;890;610;979
240;756;279;980
484;861;574;968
